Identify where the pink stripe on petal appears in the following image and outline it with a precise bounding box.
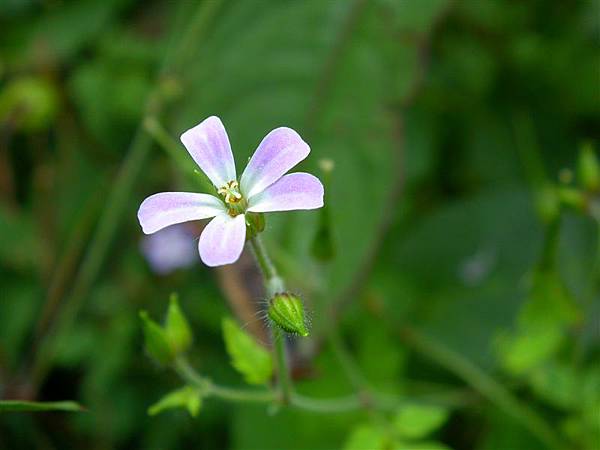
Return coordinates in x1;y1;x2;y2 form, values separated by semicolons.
198;213;246;267
240;127;310;199
180;116;237;188
138;192;225;234
247;173;324;213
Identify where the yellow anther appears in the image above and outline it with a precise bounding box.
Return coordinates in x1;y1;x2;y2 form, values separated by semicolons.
218;180;243;204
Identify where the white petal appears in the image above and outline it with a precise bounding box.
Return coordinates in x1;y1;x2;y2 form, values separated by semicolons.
198;213;246;267
180;116;237;188
247;173;324;213
138;192;225;234
240;127;310;199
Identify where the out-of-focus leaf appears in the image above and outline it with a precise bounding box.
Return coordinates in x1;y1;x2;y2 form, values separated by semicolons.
0;0;125;65
497;271;580;375
148;386;201;418
0;207;41;270
165;293;193;354
0;76;59;131
344;424;387;450
69;61;152;147
394;442;452;450
139;311;172;365
0;282;39;369
0;400;83;413
394;404;449;439
577;143;600;192
529;362;579;410
381;0;449;34
222;317;272;385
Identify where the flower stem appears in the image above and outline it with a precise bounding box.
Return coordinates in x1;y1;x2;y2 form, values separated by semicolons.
175;357;274;404
175;356;361;412
249;236;291;403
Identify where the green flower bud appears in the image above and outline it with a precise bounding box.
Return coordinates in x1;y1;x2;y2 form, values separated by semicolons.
165;294;193;354
268;293;309;337
139;311;172;365
578;143;600;192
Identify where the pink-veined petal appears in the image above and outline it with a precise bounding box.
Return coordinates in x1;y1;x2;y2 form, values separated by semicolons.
138;192;225;234
180;116;236;188
198;213;246;267
240;127;310;199
247;173;324;213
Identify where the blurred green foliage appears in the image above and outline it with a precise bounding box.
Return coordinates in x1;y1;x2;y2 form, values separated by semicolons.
0;0;598;449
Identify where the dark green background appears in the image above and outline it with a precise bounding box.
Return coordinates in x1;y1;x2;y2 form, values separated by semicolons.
0;0;598;449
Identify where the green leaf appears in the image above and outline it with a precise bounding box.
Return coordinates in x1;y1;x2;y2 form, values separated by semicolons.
222;317;272;385
529;362;579;410
394;442;452;450
344;424;387;450
394;404;450;439
578;142;600;192
0;400;83;413
148;386;201;418
497;271;580;375
165;293;193;354
139;311;172;365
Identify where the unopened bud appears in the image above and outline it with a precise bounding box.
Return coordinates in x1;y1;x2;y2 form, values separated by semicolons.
268;293;309;337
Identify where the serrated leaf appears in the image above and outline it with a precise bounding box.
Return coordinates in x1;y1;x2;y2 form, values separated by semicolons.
0;400;83;413
165;293;193;354
222;317;272;385
148;386;201;418
394;404;449;439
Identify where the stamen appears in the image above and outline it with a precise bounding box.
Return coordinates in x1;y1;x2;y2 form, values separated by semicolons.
218;180;243;205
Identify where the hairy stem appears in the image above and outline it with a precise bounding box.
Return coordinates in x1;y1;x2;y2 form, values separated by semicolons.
249;236;291;403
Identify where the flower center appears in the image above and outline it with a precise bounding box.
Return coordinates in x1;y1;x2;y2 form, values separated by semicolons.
218;180;243;204
218;180;246;216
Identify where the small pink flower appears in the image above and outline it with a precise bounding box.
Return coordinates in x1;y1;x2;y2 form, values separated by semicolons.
138;116;324;267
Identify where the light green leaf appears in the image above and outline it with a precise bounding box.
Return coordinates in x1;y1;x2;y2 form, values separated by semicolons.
394;442;452;450
148;386;201;418
165;293;193;354
344;424;387;450
139;311;172;365
529;362;580;410
497;271;580;375
222;317;272;385
394;404;450;439
0;400;83;413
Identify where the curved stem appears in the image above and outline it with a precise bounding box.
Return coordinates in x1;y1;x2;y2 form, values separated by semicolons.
176;356;360;412
175;357;274;404
290;392;362;413
399;326;565;450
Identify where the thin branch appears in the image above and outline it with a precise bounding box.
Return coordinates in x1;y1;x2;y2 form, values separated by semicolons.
398;326;565;450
